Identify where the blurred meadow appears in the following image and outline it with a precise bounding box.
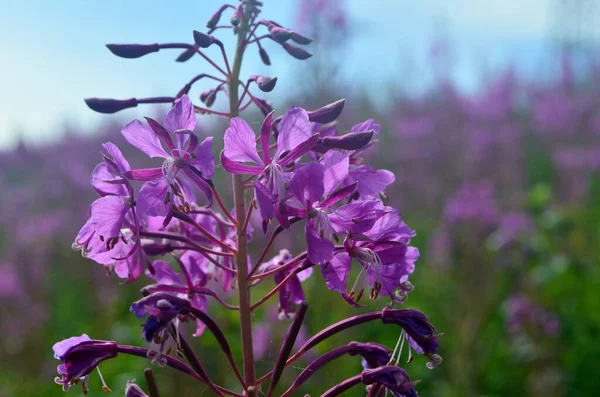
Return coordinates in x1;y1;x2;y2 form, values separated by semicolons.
2;0;600;396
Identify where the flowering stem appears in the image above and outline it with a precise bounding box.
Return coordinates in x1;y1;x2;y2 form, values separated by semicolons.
229;3;257;396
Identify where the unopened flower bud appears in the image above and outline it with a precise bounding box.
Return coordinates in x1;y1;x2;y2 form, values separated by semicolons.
193;30;214;48
84;98;138;114
200;89;218;107
106;43;159;59
269;26;292;43
291;32;313;45
207;4;229;29
259;47;271;65
126;381;149;397
321;131;373;150
175;47;196;62
282;42;312;60
307;99;346;123
231;4;243;26
256;76;277;92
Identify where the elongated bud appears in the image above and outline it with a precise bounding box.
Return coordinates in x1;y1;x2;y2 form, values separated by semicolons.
85;98;138;114
207;4;229;29
106;43;159;59
291;32;313;45
259;47;271;65
193;30;214;48
307;99;346;123
175;47;196;62
269;26;293;43
282;43;312;60
320;131;374;151
256;76;278;92
231;4;243;26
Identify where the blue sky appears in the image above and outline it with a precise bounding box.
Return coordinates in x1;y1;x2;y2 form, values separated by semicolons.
0;0;558;149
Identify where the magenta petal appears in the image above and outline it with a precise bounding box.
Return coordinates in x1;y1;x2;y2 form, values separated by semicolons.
90;196;128;238
91;163;127;196
320;182;357;208
137;180;170;217
122;119;168;158
306;224;334;265
278;133;319;168
164;95;196;147
145;116;176;152
224;117;263;166
183;166;213;207
322;150;349;196
330;200;381;234
101;142;130;174
125;168;164;181
320;252;351;293
290;163;325;205
260;111;274;164
276;107;312;158
52;334;91;360
350;166;395;198
220;151;263;175
147;260;181;285
188;136;215;179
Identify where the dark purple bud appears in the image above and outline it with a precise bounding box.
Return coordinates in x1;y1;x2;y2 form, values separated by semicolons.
348;342;391;369
207;5;229;29
307;99;346;123
320;131;374;151
290;32;313;45
361;366;419;397
282;42;312;60
126;381;149;397
254;97;274;117
381;308;440;358
258;47;271;65
200;89;218;108
193;30;214;48
130;293;192;342
106;43;160;59
53;336;118;392
230;4;243;26
176;47;196;62
256;76;278;92
269;26;293;43
85;97;138;114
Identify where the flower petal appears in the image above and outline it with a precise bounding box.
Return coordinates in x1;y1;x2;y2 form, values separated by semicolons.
278;133;319;168
322;150;349;196
125;168;164;181
224;117;263;166
254;181;275;222
183;166;214;207
101;142;130;174
147;260;182;286
276;107;312;158
305;224;334;265
90;196;128;238
122;120;168;158
350;166;395;198
289;163;325;205
164;95;196;147
188;136;216;179
220;151;263;175
260;111;274;164
320;252;351;293
91;163;128;196
137;180;170;217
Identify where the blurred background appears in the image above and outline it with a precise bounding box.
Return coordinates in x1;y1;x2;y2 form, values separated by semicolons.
2;0;600;395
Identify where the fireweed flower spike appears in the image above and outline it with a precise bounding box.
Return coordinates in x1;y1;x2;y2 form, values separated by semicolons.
58;1;440;395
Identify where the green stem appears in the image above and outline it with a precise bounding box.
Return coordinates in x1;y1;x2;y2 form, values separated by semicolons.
229;2;256;396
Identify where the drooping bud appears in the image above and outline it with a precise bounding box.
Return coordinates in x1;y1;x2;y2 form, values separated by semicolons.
256;76;277;92
307;99;346;123
290;32;313;45
84;98;138;114
200;88;218;108
206;4;229;29
230;4;243;26
282;42;312;60
106;43;160;59
381;308;441;358
320;131;374;151
259;47;271;65
175;47;196;62
193;30;215;48
361;366;420;396
269;26;293;43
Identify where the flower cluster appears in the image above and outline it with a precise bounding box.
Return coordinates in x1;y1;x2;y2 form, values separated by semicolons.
54;1;440;396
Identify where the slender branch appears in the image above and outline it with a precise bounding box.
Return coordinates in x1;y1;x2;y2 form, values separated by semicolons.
194;47;229;77
250;265;304;311
172;211;237;253
250;253;306;281
193;105;231;117
242;195;255;233
211;184;238;225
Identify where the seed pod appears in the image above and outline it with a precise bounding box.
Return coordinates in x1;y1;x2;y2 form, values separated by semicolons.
106;43;160;59
282;43;312;60
307;99;346;123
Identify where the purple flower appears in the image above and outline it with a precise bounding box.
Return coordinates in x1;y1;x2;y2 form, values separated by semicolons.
123;95;215;215
126;381;149;397
220;107;319;229
52;334;118;392
130;292;192;342
361;366;419;397
258;249;313;318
